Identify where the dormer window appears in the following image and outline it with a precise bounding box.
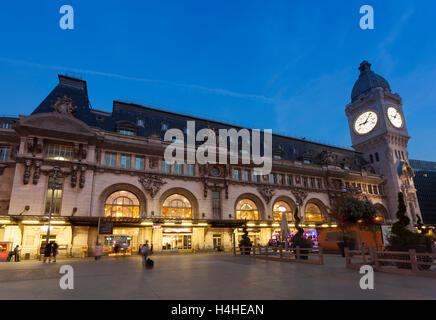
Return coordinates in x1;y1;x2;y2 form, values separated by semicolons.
137;119;144;127
1;122;12;129
118;128;135;136
161;123;168;131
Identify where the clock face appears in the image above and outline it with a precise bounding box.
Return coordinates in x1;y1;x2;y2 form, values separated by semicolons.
354;111;378;135
387;106;403;128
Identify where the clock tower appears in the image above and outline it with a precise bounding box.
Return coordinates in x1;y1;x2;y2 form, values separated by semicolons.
345;61;421;224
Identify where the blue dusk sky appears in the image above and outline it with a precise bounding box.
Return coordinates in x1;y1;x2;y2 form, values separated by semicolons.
0;1;435;160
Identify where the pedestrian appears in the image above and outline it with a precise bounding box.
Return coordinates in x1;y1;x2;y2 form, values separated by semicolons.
95;242;103;260
141;241;149;267
52;241;58;263
138;244;143;255
13;245;20;262
43;241;52;263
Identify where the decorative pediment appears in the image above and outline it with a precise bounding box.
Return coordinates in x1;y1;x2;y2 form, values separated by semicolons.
257;185;275;204
139;174;167;198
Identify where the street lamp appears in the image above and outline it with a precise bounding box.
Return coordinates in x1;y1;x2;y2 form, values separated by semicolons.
45;167;62;246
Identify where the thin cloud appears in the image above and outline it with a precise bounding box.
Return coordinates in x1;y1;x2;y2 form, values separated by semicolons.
0;57;274;104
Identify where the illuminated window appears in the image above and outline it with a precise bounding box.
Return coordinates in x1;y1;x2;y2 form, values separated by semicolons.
120;155;130;169
135;157;144;170
104;191;140;218
105;153;116;167
174;163;183;175
118;128;135;136
161;160;170;173
45;144;73;161
273;201;292;221
236;199;259;220
305;203;323;222
162;194;192;219
45;177;64;215
0;147;10;162
187;164;195;176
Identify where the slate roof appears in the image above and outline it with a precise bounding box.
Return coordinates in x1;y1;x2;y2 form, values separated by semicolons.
351;61;391;102
25;74;368;170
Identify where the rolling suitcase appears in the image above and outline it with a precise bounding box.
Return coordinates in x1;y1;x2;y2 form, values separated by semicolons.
146;258;154;269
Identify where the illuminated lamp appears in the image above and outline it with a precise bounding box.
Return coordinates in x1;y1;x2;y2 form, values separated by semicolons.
0;219;11;224
22;220;39;224
141;222;153;226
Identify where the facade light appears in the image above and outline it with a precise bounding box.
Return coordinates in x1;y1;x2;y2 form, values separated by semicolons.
22;220;39;224
182;222;193;226
197;223;208;226
289;223;295;227
247;223;256;227
322;224;329;228
0;220;11;224
50;221;65;224
331;224;338;228
271;223;280;227
259;223;268;227
309;224;316;227
163;222;176;226
141;222;153;226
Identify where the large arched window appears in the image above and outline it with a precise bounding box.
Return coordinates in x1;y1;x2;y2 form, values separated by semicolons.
104;191;140;218
236;199;259;220
305;203;323;222
162;194;192;219
273;201;292;221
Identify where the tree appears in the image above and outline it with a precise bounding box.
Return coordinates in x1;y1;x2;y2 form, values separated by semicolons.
389;192;429;247
238;224;252;253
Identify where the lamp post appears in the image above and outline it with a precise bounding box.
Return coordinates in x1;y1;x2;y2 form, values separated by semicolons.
45;167;62;246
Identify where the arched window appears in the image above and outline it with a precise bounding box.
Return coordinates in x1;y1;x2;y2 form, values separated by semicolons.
162;194;192;219
273;201;292;221
104;191;140;218
236;199;259;220
305;203;323;222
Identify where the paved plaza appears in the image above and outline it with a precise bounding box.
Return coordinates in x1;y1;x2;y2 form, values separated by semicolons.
0;253;435;300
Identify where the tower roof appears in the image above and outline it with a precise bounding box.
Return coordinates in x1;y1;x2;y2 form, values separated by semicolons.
351;61;391;102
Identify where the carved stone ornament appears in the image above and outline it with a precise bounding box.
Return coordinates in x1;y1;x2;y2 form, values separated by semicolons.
26;137;35;153
291;189;308;206
51;95;77;114
71;165;78;188
139;174;167;198
23;160;32;185
257;185;275;204
79;165;86;188
32;161;41;185
320;150;336;165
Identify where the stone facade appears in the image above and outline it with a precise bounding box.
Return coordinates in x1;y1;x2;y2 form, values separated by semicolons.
0;63;422;258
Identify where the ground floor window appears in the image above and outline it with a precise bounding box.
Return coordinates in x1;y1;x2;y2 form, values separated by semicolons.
103;235;132;255
162;234;192;250
213;234;222;249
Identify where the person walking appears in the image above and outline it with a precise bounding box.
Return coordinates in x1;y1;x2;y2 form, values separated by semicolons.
95;242;103;260
52;241;58;263
140;241;149;268
13;245;20;262
43;242;52;263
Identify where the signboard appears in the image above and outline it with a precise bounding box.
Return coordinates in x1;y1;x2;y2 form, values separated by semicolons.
99;221;113;235
163;228;192;234
381;225;392;246
152;224;162;229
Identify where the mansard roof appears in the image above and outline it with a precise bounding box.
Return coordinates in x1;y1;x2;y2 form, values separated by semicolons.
28;74;368;170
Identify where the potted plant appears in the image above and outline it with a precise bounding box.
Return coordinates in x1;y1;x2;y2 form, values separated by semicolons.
290;208;313;260
238;225;252;255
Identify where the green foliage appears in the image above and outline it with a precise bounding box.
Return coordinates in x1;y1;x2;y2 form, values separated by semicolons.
338;197;376;226
389;193;429;247
238;225;252;247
